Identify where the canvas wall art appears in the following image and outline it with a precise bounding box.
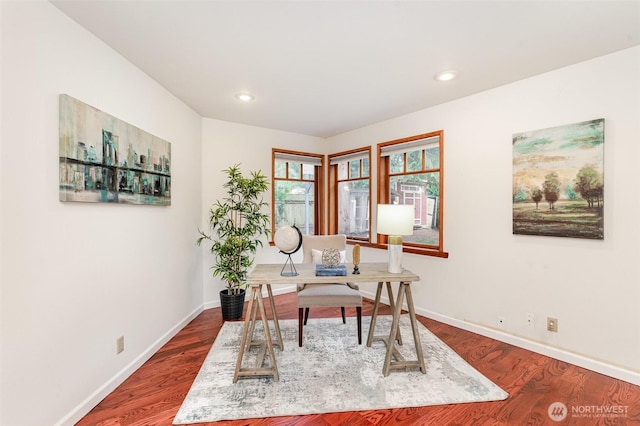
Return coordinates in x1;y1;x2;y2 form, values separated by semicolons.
512;118;604;239
59;94;171;205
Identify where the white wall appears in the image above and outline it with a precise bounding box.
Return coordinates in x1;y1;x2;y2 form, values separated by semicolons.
0;3;4;423
200;119;325;304
1;3;637;425
328;46;640;383
200;48;640;384
0;2;203;425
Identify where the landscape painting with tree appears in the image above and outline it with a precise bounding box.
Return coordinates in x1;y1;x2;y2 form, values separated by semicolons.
512;118;604;239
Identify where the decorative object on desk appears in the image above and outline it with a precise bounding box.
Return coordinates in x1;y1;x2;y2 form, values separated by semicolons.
274;225;302;276
321;248;341;267
311;248;346;264
197;164;270;320
315;263;347;276
173;316;508;424
352;244;361;274
377;204;414;273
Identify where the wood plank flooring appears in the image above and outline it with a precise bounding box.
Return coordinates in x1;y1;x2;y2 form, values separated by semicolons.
77;293;640;425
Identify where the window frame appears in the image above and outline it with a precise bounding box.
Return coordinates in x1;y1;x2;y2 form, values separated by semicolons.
377;131;448;258
328;147;372;243
271;148;325;238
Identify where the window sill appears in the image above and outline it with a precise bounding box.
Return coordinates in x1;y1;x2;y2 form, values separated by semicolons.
347;241;449;259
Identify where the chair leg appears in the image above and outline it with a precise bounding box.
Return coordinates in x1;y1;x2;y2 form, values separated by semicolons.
298;308;304;347
301;305;359;345
357;306;362;345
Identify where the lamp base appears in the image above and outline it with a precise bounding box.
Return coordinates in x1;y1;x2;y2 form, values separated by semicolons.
387;236;403;273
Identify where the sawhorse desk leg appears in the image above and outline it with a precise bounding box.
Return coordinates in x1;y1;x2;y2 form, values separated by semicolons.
367;281;403;347
382;282;426;376
233;284;281;383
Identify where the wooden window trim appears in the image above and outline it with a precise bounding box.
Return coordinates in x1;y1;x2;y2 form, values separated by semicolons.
328;147;371;242
377;131;449;259
271;148;325;241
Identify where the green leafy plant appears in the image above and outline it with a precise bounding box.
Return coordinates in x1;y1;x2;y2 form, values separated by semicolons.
197;164;271;295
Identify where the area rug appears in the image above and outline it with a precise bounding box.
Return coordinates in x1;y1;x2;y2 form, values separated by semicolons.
173;315;508;424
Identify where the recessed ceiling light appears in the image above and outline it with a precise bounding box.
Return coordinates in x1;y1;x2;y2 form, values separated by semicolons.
434;70;457;82
234;92;255;102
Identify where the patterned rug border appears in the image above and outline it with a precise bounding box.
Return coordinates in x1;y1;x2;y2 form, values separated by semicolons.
173;315;508;424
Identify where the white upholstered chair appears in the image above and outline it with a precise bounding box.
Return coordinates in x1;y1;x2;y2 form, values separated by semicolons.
297;234;363;346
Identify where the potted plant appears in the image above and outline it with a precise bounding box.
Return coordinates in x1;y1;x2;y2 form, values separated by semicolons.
197;164;271;320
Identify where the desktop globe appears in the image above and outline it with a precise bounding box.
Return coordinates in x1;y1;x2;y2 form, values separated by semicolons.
274;225;301;254
274;225;302;276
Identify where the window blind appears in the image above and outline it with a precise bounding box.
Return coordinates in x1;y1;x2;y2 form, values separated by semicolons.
274;151;323;166
379;135;439;157
329;150;369;165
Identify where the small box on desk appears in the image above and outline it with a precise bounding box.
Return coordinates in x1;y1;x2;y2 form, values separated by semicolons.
315;264;347;276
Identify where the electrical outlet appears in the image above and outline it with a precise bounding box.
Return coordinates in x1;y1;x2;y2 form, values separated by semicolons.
497;316;506;329
116;336;125;354
547;317;558;332
527;313;534;328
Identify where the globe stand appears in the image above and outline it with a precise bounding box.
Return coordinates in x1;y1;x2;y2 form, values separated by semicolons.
280;252;299;277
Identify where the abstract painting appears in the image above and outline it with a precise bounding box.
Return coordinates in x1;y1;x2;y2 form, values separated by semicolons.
512;118;604;239
59;94;171;205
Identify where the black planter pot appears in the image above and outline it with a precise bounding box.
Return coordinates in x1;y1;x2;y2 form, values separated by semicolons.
219;289;246;321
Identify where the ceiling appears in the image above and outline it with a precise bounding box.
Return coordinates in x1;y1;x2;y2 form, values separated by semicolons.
51;1;640;138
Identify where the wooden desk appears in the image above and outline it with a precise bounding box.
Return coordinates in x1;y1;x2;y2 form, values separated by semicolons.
233;262;425;382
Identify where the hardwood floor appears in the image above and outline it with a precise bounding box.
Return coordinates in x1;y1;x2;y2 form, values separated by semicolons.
77;293;640;425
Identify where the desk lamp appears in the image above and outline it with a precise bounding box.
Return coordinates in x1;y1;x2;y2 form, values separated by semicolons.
377;204;414;273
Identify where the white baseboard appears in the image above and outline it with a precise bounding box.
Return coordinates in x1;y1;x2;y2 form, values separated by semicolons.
359;289;640;386
419;308;640;386
55;305;204;426
227;286;640;385
60;287;639;425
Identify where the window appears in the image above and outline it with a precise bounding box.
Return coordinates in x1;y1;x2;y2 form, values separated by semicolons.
377;131;446;257
328;148;371;242
272;149;324;236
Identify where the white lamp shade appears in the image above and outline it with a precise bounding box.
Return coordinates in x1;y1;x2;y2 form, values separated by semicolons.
377;204;414;236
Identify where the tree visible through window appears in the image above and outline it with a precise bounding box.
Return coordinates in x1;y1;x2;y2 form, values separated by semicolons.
378;131;445;256
272;149;324;236
329;148;371;241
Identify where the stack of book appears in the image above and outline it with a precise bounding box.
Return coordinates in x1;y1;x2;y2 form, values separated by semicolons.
315;263;347;276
